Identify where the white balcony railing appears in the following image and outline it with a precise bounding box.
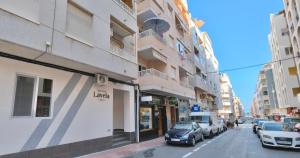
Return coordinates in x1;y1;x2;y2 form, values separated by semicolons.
139;29;167;44
113;0;136;16
139;68;168;80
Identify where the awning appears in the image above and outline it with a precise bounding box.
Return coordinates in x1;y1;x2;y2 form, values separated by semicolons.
143;17;170;33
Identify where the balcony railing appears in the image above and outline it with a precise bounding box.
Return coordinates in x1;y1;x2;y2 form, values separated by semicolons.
139;68;168;80
139;29;167;45
180;77;194;89
110;46;136;57
113;0;135;16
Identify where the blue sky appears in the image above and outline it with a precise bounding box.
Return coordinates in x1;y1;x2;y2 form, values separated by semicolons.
188;0;283;113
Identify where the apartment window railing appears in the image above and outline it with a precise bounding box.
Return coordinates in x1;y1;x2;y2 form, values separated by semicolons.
139;68;168;80
113;0;135;16
139;29;167;44
110;46;135;57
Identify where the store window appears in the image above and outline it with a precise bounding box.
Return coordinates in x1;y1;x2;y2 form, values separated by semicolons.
13;75;53;117
140;108;152;131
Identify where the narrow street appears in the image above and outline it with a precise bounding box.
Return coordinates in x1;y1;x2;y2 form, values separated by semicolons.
124;124;300;158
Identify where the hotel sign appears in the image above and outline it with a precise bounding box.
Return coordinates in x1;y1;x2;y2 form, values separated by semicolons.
93;90;110;101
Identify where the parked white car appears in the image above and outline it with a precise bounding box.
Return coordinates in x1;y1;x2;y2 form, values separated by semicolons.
190;112;219;138
216;118;225;133
260;122;300;149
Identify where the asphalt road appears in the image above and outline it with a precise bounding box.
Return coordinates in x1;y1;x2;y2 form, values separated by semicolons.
124;124;300;158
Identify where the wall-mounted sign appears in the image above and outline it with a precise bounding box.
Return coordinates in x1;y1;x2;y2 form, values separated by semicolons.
191;104;201;112
141;96;153;102
93;90;110;101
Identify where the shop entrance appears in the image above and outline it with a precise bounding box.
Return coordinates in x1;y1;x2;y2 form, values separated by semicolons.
113;89;130;133
156;107;167;136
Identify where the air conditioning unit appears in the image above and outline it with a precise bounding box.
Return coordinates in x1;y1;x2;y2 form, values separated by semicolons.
96;74;108;86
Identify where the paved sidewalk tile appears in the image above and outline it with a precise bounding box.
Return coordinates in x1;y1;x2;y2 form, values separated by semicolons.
79;137;165;158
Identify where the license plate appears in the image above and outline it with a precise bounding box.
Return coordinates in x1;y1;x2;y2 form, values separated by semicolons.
171;138;180;142
277;141;291;145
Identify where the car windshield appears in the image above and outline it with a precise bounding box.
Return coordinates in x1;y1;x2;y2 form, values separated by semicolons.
255;119;267;124
258;121;268;127
263;123;292;132
283;118;300;123
191;116;210;123
173;123;192;130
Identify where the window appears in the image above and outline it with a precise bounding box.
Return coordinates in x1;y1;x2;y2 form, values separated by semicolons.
140;108;152;131
168;35;174;48
263;91;268;95
36;78;53;117
288;66;297;76
13;75;53;117
167;3;173;16
13;76;35;116
171;66;176;80
139;65;146;71
66;1;93;44
281;28;289;36
0;0;40;23
176;40;185;56
292;87;300;96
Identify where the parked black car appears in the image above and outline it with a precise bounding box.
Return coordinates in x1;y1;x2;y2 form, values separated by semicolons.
165;122;204;146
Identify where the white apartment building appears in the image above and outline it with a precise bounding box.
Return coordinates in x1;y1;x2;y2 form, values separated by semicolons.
269;11;300;116
283;0;300;78
191;20;222;113
233;97;244;118
251;95;263;117
0;0;138;157
136;0;196;140
200;32;222;112
218;73;235;119
255;64;279;116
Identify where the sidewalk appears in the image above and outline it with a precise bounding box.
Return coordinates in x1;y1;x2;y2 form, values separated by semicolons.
79;137;165;158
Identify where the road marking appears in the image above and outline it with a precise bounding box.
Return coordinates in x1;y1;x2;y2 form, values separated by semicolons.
182;152;193;158
193;147;200;152
200;144;207;147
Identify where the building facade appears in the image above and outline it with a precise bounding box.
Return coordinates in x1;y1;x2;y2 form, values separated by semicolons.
254;64;279;117
0;0;230;157
233;97;244;118
218;73;235;119
137;0;196;141
283;0;300;116
0;0;138;157
269;11;300;116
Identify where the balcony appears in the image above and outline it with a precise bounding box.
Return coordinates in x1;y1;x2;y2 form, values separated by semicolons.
180;77;194;90
222;101;231;106
139;68;195;99
221;93;230;98
138;29;168;57
139;29;167;44
137;0;163;22
194;75;208;91
178;53;195;73
113;0;136;16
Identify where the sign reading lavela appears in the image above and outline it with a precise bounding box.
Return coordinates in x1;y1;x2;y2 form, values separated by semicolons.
93;90;110;101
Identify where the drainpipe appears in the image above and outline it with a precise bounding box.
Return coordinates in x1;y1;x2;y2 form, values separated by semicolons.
135;84;140;143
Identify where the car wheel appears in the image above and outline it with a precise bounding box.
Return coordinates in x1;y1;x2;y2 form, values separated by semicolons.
209;131;214;138
166;141;171;145
261;142;267;148
200;134;204;141
191;137;196;146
